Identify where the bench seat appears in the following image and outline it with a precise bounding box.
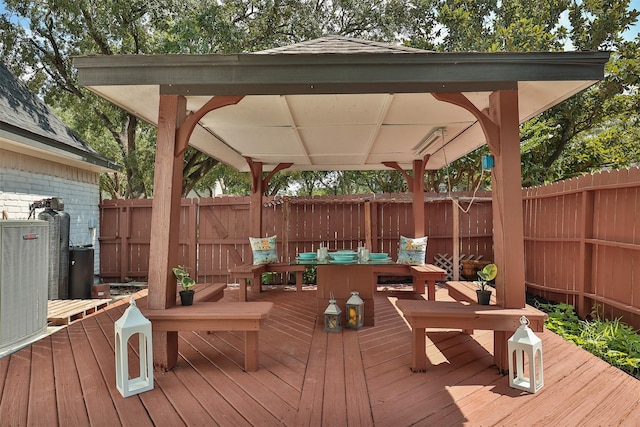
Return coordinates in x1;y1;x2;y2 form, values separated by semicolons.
179;282;227;304
446;280;497;305
396;299;547;372
143;301;273;371
229;263;306;301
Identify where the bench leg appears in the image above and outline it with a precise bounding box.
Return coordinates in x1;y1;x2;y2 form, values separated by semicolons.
244;331;259;371
250;275;262;294
410;327;427;372
414;279;426;296
294;271;303;292
427;280;436;301
239;278;248;302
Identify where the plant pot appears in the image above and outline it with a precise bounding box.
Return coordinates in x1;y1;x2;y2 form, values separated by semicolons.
476;289;492;305
179;290;195;306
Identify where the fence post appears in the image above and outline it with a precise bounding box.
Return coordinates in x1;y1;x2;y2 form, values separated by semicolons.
577;190;594;318
119;205;129;283
364;201;372;250
452;200;460;281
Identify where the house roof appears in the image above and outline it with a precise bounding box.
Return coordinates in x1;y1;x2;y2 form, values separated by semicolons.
0;61;118;172
74;35;610;172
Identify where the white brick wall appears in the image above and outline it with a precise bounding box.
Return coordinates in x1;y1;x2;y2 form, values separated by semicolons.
0;152;101;275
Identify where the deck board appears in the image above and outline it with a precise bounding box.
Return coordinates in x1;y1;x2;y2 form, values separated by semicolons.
1;286;639;426
27;337;57;426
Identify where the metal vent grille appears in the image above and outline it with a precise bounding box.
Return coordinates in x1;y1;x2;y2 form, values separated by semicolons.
0;221;49;354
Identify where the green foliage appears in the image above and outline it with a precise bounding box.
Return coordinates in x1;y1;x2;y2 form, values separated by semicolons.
1;0;638;196
303;265;317;285
537;302;640;379
172;265;196;291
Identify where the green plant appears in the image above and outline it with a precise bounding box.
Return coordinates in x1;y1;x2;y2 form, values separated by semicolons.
172;265;195;292
303;265;317;284
262;271;277;285
475;263;497;291
536;301;640;379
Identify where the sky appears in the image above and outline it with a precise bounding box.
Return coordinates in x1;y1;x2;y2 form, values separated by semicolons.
0;0;638;45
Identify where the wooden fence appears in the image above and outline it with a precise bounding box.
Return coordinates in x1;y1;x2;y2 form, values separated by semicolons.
523;167;640;330
99;192;493;284
99;167;640;329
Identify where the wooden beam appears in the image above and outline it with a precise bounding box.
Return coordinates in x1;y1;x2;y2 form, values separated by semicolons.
452;200;460;281
175;95;244;157
364;201;372;250
488;90;525;373
382;161;413;192
148;94;186;371
246;158;264;238
412;158;430;237
262;163;293;189
383;157;430;238
432;93;501;156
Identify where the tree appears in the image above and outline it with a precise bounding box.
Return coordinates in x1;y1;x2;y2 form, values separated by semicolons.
1;0;637;196
0;0;438;197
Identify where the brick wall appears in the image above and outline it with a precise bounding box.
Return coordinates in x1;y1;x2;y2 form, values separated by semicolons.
0;149;101;275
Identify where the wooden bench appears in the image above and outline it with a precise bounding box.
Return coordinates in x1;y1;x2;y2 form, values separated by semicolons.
410;265;447;300
446;280;496;333
446;280;496;305
229;263;306;302
396;299;547;372
142;301;273;371
179;282;227;304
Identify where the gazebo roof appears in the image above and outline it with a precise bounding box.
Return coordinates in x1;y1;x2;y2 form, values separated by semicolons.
74;36;610;172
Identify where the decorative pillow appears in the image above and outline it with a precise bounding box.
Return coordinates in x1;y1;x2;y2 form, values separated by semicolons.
397;235;428;265
249;235;278;265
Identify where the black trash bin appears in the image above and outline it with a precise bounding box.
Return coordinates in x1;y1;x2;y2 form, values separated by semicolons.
69;245;94;299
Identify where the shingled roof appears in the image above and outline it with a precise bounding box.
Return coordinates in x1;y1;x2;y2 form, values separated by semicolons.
0;61;117;171
256;35;431;54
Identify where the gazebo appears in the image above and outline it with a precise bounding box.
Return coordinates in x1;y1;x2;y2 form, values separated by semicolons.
74;36;609;371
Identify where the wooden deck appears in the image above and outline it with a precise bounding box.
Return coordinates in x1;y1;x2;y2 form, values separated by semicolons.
1;285;639;426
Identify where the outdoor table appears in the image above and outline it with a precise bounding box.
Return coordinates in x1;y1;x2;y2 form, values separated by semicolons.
296;258;445;326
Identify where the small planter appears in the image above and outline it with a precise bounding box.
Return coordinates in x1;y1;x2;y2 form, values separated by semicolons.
179;290;195;306
476;290;492;305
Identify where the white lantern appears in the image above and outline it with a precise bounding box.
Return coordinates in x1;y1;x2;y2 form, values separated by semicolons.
346;291;364;330
115;298;154;397
324;293;342;333
508;315;543;393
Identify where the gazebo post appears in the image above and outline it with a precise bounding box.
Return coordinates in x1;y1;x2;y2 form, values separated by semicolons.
247;159;264;238
247;159;294;239
147;94;186;371
382;157;430;239
433;90;526;371
412;159;427;237
489;89;527;371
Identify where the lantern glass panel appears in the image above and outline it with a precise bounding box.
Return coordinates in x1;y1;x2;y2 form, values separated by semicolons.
346;291;364;330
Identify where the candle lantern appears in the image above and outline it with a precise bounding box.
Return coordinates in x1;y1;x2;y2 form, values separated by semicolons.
115;297;154;397
346;291;364;330
508;316;544;393
324;293;342;333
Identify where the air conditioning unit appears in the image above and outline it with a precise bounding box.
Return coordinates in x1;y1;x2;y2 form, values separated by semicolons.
0;220;49;356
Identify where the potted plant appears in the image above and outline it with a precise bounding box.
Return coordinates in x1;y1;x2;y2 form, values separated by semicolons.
172;265;196;306
475;263;497;305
